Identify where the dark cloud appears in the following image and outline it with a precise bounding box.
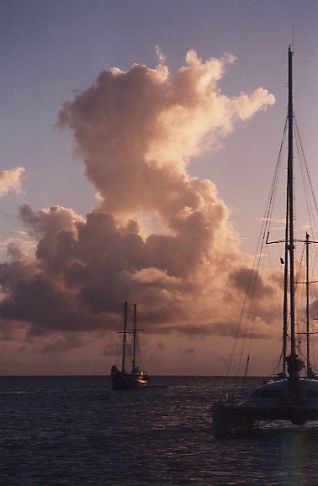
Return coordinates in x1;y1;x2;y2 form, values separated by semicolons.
41;335;84;353
229;267;274;298
181;347;195;354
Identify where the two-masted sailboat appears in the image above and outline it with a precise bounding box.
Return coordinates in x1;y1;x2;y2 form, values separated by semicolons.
212;47;318;435
111;302;150;390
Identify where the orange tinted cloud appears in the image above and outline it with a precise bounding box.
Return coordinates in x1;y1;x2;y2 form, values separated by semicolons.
0;167;25;197
0;51;278;370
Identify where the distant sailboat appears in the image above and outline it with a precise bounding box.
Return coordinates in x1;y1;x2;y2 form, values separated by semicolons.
212;47;318;435
111;302;150;390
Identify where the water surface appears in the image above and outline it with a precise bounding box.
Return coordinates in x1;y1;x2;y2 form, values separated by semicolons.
0;376;317;485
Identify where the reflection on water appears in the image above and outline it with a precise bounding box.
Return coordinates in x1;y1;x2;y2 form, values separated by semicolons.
0;376;317;484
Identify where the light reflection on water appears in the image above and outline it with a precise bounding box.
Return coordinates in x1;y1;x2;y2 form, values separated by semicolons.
0;376;317;484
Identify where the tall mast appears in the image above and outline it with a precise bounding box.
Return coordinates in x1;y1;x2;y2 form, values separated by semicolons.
287;46;296;365
132;304;137;372
122;301;128;372
306;232;310;374
282;196;289;376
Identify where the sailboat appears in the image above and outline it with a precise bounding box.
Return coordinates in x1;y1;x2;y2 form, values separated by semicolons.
212;47;318;435
111;302;150;390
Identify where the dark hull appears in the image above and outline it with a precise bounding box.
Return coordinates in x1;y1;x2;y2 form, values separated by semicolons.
111;367;150;390
212;400;318;436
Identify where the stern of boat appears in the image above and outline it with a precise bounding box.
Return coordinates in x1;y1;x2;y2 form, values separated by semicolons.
212;400;256;436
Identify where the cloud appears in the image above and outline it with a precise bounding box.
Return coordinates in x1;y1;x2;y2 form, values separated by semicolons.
0;50;277;353
0;231;36;261
41;334;84;353
0;167;25;197
59;49;274;217
147;322;270;339
181;347;195;355
229;267;274;299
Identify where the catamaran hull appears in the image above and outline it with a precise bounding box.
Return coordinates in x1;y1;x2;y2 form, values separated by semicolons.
212;400;318;435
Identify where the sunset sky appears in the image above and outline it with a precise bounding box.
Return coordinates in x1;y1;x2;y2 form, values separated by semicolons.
1;0;318;375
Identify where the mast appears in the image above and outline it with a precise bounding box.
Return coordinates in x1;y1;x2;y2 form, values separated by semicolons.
132;304;137;372
266;47;301;381
282;198;289;376
284;45;305;388
306;232;310;374
241;355;250;392
122;301;128;372
287;46;296;368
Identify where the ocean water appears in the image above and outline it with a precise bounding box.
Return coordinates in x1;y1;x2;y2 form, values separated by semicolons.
1;376;318;485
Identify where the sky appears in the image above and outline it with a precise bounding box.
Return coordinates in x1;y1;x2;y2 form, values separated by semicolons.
0;0;318;375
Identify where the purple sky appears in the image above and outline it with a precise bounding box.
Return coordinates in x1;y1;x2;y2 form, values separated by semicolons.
0;0;318;375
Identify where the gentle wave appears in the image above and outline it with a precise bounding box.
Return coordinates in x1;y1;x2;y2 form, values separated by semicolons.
0;376;317;485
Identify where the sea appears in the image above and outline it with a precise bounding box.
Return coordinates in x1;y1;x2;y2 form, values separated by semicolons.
1;376;318;485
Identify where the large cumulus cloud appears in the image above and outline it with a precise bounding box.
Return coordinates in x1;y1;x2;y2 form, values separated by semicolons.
0;51;278;366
